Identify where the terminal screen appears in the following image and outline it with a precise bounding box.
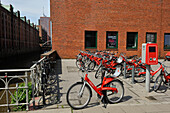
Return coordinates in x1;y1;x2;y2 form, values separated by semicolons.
149;47;156;52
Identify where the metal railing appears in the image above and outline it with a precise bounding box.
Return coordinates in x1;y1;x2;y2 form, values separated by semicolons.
0;56;48;112
0;69;32;112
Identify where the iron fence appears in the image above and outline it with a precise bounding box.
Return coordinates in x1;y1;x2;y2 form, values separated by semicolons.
0;56;48;112
0;69;32;112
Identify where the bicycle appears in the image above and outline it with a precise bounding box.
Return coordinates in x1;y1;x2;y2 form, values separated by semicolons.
120;53;146;82
134;62;165;83
42;57;57;85
94;55;119;79
66;57;124;109
154;61;170;91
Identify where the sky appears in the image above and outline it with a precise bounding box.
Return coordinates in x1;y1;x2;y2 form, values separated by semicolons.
1;0;50;25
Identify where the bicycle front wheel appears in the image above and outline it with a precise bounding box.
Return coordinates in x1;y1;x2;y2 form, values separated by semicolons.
105;80;124;104
95;65;102;79
154;75;163;91
66;82;91;109
88;61;96;71
47;68;57;85
76;60;83;69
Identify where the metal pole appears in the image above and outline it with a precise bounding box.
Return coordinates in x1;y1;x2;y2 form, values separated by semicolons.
131;65;135;84
25;71;29;111
123;62;126;79
31;69;35;109
146;65;150;92
5;73;10;112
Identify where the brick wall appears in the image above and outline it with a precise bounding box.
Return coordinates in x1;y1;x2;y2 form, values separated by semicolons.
0;4;39;58
51;0;170;58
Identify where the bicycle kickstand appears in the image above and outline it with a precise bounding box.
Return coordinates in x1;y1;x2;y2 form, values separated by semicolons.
101;96;108;108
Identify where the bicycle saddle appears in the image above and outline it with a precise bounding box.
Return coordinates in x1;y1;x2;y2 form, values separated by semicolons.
112;66;121;77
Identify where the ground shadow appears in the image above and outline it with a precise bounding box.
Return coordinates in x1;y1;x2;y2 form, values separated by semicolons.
151;83;168;93
34;52;63;109
121;96;133;102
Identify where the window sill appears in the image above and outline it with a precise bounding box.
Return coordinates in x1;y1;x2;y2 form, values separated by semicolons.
164;48;170;51
126;48;138;51
106;48;118;51
85;47;97;49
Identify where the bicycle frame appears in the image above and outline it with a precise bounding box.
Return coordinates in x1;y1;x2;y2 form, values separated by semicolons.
162;68;170;82
138;64;162;77
83;72;118;97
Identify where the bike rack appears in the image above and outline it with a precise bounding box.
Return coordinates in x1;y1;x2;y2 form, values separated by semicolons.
123;62;127;79
131;66;135;84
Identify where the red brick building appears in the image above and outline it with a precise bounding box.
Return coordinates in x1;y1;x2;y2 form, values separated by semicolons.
50;0;170;58
0;4;39;58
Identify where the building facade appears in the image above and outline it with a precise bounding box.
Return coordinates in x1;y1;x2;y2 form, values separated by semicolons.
0;4;39;58
36;25;47;44
38;17;51;46
51;0;170;58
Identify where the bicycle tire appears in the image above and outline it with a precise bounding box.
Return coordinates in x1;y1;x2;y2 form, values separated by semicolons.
105;80;124;104
95;65;102;79
76;59;83;69
134;67;146;83
154;75;163;91
47;69;57;85
88;61;96;71
66;82;92;109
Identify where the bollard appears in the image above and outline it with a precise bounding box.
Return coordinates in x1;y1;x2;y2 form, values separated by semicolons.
123;62;126;79
131;65;135;84
146;65;150;92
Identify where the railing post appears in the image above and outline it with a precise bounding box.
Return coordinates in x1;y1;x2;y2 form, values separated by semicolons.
25;71;29;111
41;61;46;105
31;69;35;109
5;73;10;112
16;83;18;105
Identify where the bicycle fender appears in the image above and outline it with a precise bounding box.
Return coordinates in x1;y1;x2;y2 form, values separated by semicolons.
76;82;93;97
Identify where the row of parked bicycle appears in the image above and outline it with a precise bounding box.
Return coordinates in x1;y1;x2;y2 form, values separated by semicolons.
66;50;170;109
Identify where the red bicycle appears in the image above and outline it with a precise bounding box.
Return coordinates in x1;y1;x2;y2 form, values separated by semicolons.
66;58;124;109
154;61;170;91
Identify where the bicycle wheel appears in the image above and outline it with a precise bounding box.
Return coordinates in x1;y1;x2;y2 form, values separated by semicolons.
105;80;124;104
88;61;96;71
154;75;163;91
95;65;102;79
47;68;57;85
134;67;146;83
66;82;92;109
76;59;83;69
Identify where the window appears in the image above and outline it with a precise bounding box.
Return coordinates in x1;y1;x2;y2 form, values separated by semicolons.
127;32;138;49
85;31;97;48
106;31;118;48
146;33;157;43
164;33;170;49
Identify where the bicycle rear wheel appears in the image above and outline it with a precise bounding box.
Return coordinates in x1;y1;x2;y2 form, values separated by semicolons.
154;75;163;91
105;80;124;104
134;67;146;83
66;82;92;109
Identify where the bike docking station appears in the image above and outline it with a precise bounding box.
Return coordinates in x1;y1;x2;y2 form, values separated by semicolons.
142;43;158;92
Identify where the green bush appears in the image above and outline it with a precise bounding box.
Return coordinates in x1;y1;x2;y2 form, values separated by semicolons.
10;82;32;111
